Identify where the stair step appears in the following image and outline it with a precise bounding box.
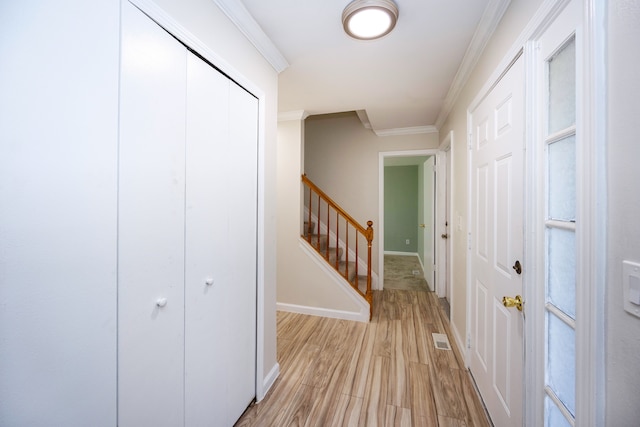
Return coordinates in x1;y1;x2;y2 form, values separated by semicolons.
306;234;328;251
324;247;344;266
303;221;316;237
337;261;358;283
352;275;368;295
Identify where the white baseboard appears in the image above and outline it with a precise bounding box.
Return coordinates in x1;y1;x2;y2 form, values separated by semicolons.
257;362;280;402
384;251;420;257
277;302;369;323
450;320;468;368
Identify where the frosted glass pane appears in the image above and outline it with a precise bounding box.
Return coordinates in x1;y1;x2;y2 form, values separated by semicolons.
548;37;576;134
547;227;576;318
548;136;576;221
547;313;576;416
545;395;573;427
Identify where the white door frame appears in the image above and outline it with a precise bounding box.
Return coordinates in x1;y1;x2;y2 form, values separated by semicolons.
422;156;436;291
378;149;438;289
436;132;453;303
462;0;605;424
127;0;271;401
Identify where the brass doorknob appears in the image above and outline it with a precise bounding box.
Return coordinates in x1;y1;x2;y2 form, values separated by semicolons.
441;234;448;239
502;295;523;311
419;224;426;228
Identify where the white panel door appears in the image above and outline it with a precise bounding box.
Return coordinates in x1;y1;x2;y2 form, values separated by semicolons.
423;157;436;290
225;82;258;422
469;55;525;426
118;2;186;426
183;53;233;425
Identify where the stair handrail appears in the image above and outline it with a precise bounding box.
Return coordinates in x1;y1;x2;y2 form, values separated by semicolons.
301;174;374;319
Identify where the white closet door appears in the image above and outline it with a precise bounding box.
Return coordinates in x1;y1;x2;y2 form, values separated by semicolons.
118;3;186;426
184;53;232;424
225;82;258;422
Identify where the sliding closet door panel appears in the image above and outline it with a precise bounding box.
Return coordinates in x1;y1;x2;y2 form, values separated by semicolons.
118;3;186;426
226;83;258;421
184;53;231;425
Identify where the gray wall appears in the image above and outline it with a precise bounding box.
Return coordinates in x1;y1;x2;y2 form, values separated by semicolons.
384;166;419;252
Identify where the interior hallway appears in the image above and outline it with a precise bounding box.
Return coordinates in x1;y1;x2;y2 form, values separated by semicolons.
236;257;490;426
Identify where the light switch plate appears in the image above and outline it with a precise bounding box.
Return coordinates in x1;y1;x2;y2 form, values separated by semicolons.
623;260;640;318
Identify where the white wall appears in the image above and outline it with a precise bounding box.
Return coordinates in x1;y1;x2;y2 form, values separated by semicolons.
0;0;279;424
0;1;120;425
304;112;439;275
606;0;640;424
438;0;544;354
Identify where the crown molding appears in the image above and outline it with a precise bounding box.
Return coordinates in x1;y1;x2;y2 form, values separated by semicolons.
356;110;372;129
212;0;289;73
278;110;309;122
355;109;437;136
374;125;438;137
434;0;511;129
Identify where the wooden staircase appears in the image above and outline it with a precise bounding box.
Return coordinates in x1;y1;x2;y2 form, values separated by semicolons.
301;175;373;319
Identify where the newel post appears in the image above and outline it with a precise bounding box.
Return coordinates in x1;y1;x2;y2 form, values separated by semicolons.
366;220;374;320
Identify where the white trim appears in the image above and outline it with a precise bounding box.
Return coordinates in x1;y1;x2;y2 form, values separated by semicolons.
279;110;309;122
435;0;512;129
211;0;289;73
575;0;606;425
276;302;370;322
464;110;473;368
523;38;546;427
354;111;438;136
374;125;438;137
126;0;271;402
384;251;420;257
258;363;280;403
450;317;468;367
379;149;439;290
436;132;453;301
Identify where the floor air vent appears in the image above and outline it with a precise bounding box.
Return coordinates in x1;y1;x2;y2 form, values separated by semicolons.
432;333;452;351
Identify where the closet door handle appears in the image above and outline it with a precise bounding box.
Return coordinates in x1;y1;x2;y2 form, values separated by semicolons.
156;297;168;307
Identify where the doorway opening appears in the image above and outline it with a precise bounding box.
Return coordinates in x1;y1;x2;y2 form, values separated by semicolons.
378;149;441;292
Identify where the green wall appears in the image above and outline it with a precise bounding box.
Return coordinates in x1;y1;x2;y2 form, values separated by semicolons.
384;166;418;252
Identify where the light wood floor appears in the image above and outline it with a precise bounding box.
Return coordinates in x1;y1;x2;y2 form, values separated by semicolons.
235;289;491;426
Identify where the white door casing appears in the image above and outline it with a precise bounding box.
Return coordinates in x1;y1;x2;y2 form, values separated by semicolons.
469;54;525;426
436;139;452;300
423;156;436;291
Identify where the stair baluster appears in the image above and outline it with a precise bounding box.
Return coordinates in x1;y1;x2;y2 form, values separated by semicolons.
301;174;374;319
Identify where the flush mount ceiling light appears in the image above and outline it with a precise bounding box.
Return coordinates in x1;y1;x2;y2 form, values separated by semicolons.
342;0;399;40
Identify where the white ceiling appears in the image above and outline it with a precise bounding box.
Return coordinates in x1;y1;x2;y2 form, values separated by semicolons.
236;0;509;134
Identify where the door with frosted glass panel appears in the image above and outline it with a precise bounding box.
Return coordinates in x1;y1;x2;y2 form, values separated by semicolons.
537;0;579;425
